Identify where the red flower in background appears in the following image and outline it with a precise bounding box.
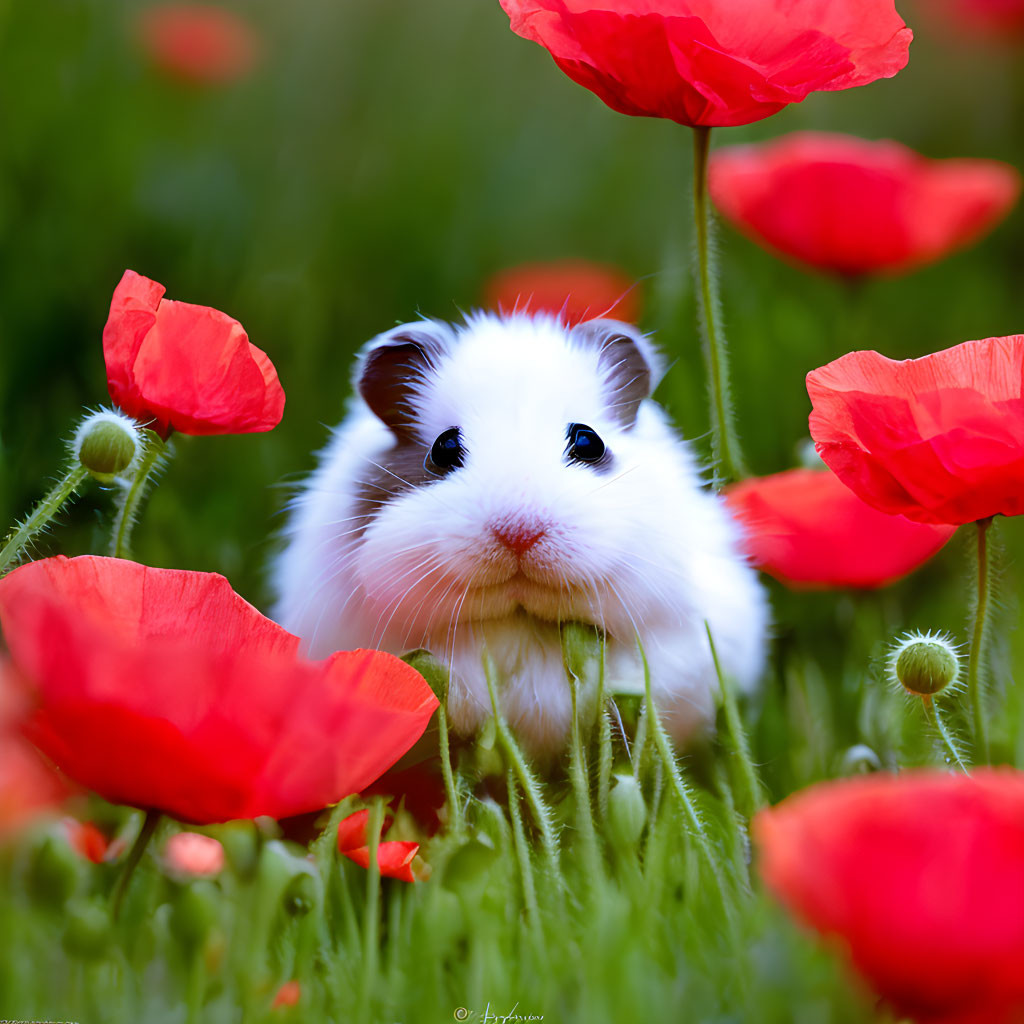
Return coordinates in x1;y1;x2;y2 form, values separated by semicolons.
337;809;421;883
63;819;113;864
710;133;1020;277
484;260;640;326
724;468;955;589
0;556;438;824
103;270;285;437
924;0;1024;40
808;336;1024;525
137;4;259;85
163;831;225;878
755;771;1024;1024
500;0;911;128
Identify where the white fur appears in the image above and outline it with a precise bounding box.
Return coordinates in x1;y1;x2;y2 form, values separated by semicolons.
272;313;768;756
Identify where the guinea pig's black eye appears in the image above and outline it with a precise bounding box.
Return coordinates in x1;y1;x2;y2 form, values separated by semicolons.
565;422;606;464
427;427;465;473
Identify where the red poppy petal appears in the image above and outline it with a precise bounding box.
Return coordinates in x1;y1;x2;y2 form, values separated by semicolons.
808;337;1024;524
101;270;285;436
0;557;438;824
342;841;420;883
724;468;955;588
711;133;1020;276
755;771;1024;1024
501;1;910;128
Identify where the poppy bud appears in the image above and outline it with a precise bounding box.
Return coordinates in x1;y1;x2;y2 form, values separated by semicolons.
170;881;220;951
608;774;647;848
401;648;448;702
891;631;961;697
839;744;883;775
27;831;83;910
282;869;319;918
62;900;112;960
560;621;601;681
73;410;140;483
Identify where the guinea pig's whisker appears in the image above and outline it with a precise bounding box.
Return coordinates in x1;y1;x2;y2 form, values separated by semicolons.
361;460;462;516
583;464;640;497
369;554;447;648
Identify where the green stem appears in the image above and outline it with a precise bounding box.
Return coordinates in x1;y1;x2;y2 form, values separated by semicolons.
111;810;160;921
482;651;560;874
358;798;385;1020
506;769;541;929
706;623;764;815
566;657;603;888
437;704;463;835
923;697;970;775
110;432;170;559
0;464;89;575
640;641;734;920
967;518;993;761
632;704;649;782
692;125;746;483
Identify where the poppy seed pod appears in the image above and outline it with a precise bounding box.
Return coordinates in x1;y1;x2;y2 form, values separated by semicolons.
891;632;961;697
73;410;140;483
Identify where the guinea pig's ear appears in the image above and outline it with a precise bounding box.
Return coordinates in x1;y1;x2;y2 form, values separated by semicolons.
356;321;454;437
570;319;666;428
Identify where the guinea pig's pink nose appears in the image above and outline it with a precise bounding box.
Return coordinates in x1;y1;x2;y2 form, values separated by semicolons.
489;519;547;556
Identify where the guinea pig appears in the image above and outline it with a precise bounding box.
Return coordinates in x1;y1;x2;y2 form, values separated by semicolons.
272;313;768;757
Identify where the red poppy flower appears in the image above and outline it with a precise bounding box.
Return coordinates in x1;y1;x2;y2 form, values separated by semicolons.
724;468;956;589
337;809;421;883
500;1;912;129
163;831;225;878
710;133;1020;276
483;260;640;326
271;981;302;1010
925;0;1024;39
0;556;438;825
807;336;1024;525
136;4;259;86
103;270;285;437
63;819;113;864
755;770;1024;1024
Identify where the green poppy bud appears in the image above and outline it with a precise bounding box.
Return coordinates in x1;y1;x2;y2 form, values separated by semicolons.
27;832;82;911
62;900;112;960
401;649;449;702
608;774;647;848
891;631;961;697
73;410;140;483
282;869;319;918
170;881;220;951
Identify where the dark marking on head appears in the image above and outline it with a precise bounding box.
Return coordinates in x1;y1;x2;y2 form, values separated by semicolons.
357;321;454;439
569;319;658;428
349;436;436;543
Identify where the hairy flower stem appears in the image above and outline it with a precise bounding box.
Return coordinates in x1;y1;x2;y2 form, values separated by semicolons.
923;696;970;775
358;798;386;1020
640;642;735;924
967;517;994;761
0;464;89;575
692;125;746;483
567;664;603;889
111;810;161;921
437;704;463;835
110;431;170;559
596;643;613;820
707;623;764;815
483;651;560;877
506;770;541;935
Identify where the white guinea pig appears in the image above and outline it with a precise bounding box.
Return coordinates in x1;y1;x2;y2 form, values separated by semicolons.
272;312;768;756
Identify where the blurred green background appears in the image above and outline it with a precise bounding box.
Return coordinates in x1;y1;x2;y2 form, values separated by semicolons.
0;0;1021;648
